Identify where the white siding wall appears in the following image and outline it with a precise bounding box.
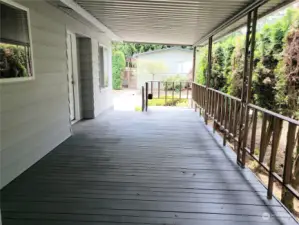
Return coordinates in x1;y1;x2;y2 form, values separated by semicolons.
136;49;193;88
0;0;113;188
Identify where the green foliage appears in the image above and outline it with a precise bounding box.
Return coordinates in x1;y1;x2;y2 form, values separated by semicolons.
195;46;208;85
194;7;299;117
227;35;245;98
112;51;126;90
276;28;299;119
222;36;236;93
253;23;280;110
148;97;188;107
135;106;142;111
112;43;192;59
0;43;29;77
211;44;225;91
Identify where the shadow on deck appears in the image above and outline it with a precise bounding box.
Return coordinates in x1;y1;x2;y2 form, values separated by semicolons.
1;108;297;225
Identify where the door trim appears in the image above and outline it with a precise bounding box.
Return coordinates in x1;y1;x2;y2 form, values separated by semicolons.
66;30;81;124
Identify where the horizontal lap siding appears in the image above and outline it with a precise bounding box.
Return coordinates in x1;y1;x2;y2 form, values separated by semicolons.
0;0;113;188
0;1;70;188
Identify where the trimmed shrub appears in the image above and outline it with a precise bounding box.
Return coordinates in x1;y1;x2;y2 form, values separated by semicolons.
112;51;126;90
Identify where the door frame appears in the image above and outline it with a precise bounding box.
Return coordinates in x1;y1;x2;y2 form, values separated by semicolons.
66;30;81;124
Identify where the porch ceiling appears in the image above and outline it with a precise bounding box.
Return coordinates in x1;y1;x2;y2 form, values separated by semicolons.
74;0;292;45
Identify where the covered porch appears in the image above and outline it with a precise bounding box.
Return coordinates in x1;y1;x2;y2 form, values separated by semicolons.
1;0;299;224
1;108;297;225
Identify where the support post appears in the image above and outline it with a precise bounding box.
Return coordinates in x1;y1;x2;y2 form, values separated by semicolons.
192;47;197;82
205;36;213;124
237;8;258;167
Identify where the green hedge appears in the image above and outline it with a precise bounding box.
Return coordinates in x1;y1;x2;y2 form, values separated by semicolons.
195;8;299;118
112;51;125;90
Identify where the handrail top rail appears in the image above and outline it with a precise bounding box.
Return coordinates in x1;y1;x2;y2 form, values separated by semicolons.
192;82;299;126
248;103;299;126
192;82;206;88
208;87;242;102
193;82;241;101
146;81;191;83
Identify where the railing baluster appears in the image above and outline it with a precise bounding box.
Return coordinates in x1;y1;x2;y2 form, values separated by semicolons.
151;81;153;96
172;82;175;105
206;89;211;116
158;82;160;98
219;95;224;126
259;113;268;163
187;83;189;99
179;82;182;99
165;82;167;105
213;91;216;118
145;82;148;111
234;101;239;138
282;122;297;204
223;96;228;146
212;90;215;117
228;98;233;138
268;117;282;199
250;109;257;154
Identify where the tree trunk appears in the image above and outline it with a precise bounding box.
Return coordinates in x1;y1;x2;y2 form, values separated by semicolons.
259;116;274;162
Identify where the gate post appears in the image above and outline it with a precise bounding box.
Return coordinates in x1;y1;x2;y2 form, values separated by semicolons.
141;86;145;111
237;8;258;167
145;82;148;112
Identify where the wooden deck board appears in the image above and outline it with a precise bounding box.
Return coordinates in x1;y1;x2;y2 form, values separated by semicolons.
1;108;297;225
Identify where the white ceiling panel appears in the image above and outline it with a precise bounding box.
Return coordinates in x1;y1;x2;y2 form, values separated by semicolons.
72;0;293;45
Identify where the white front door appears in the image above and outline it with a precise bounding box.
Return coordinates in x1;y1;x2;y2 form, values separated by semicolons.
67;33;75;121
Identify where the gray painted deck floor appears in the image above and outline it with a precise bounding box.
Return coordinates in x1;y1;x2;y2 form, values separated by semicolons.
1;108;298;225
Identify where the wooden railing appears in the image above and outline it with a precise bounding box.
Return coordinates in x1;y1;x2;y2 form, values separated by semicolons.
192;82;299;202
143;81;192;111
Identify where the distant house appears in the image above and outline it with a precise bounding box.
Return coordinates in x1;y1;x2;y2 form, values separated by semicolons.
133;47;193;89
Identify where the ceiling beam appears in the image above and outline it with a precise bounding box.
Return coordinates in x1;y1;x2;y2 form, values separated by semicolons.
59;0;121;41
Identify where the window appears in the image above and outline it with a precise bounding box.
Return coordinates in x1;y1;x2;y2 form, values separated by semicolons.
98;45;109;88
0;0;34;81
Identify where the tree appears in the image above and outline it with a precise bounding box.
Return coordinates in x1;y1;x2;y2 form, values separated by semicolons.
227;35;245;98
138;60;167;80
195;46;208;85
253;24;279;110
222;36;236;93
112;51;126;90
277;25;299;214
211;44;226;90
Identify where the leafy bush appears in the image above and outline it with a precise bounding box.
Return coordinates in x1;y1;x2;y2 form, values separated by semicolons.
211;44;225;91
135;106;142;111
0;43;29;78
148;97;188;107
196;46;208;85
112;51;126;90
